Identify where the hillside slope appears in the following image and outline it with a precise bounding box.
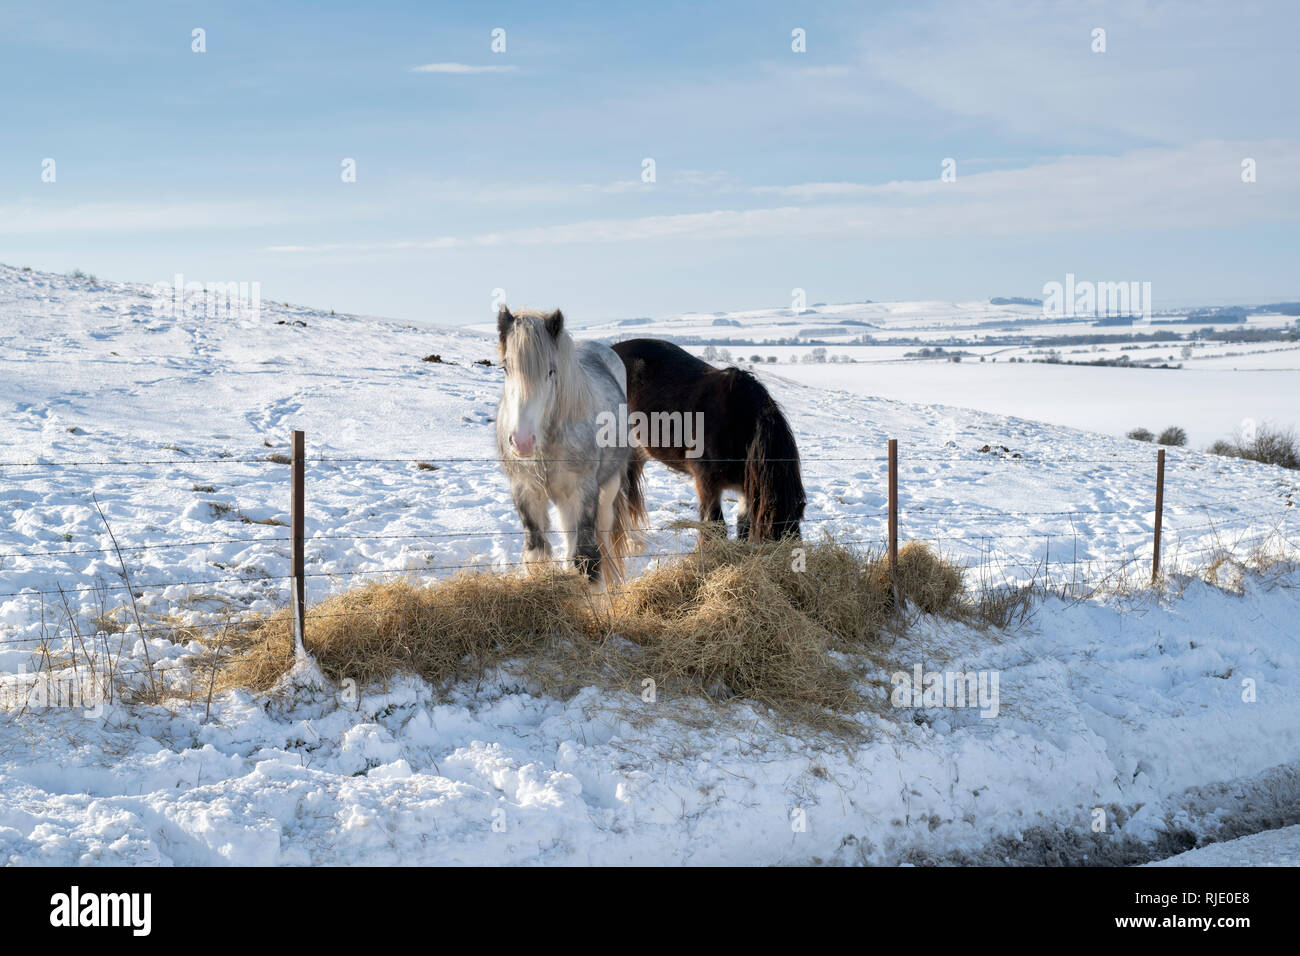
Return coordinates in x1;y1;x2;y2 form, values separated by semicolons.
0;264;1297;865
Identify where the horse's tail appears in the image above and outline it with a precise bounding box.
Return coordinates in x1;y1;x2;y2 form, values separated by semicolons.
735;371;805;540
604;446;648;582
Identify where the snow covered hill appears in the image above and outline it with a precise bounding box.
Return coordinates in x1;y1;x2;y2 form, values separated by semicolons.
1;264;1297;865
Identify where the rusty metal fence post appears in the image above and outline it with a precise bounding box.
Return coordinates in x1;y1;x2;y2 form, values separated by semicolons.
1152;447;1165;583
291;429;307;650
888;438;900;607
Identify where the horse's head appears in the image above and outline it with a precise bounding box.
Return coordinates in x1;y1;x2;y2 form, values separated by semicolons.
496;306;578;458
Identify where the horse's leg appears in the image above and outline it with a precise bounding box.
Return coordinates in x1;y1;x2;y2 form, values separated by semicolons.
736;492;752;541
573;485;603;584
597;476;619;577
511;480;553;570
554;478;579;564
556;476;602;583
693;469;726;540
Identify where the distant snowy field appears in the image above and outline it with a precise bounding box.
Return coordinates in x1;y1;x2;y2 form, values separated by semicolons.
771;361;1299;452
542;301;1300;450
1;265;1298;865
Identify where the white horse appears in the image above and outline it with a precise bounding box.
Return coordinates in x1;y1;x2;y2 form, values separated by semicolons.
496;306;646;587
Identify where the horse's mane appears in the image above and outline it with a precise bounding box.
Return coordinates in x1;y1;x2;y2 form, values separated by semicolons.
500;310;594;424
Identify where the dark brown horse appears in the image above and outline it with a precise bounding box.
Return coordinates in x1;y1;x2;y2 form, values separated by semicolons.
610;338;805;540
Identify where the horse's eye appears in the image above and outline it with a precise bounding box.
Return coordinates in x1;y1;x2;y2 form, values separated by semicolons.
501;361;509;373
549;367;556;378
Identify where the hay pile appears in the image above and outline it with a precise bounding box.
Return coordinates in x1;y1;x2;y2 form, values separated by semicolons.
218;537;969;721
605;538;898;713
219;569;586;693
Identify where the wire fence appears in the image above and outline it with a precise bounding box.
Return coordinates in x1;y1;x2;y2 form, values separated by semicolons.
1;439;1296;654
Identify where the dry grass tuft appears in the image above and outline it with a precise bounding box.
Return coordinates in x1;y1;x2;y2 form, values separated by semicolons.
1202;549;1246;594
1197;531;1298;595
967;583;1037;629
892;540;965;614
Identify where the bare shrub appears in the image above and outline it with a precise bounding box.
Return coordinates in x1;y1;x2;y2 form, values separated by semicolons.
1245;426;1300;470
1208;424;1300;470
1157;426;1187;447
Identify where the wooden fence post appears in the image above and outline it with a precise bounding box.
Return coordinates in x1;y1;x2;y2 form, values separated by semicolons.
888;438;900;606
1151;447;1165;584
291;429;307;650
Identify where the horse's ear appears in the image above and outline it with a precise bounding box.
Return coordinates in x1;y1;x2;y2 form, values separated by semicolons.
545;309;564;340
497;305;514;344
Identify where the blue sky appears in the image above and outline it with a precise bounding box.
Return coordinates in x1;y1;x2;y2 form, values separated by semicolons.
1;0;1297;324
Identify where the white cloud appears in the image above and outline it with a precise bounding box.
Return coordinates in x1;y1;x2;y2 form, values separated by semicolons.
0;200;305;234
388;178;645;204
410;62;518;74
264;140;1297;254
391;173;734;205
751;182;883;199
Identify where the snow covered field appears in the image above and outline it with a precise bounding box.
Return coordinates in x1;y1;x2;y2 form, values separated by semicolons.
1;265;1298;865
